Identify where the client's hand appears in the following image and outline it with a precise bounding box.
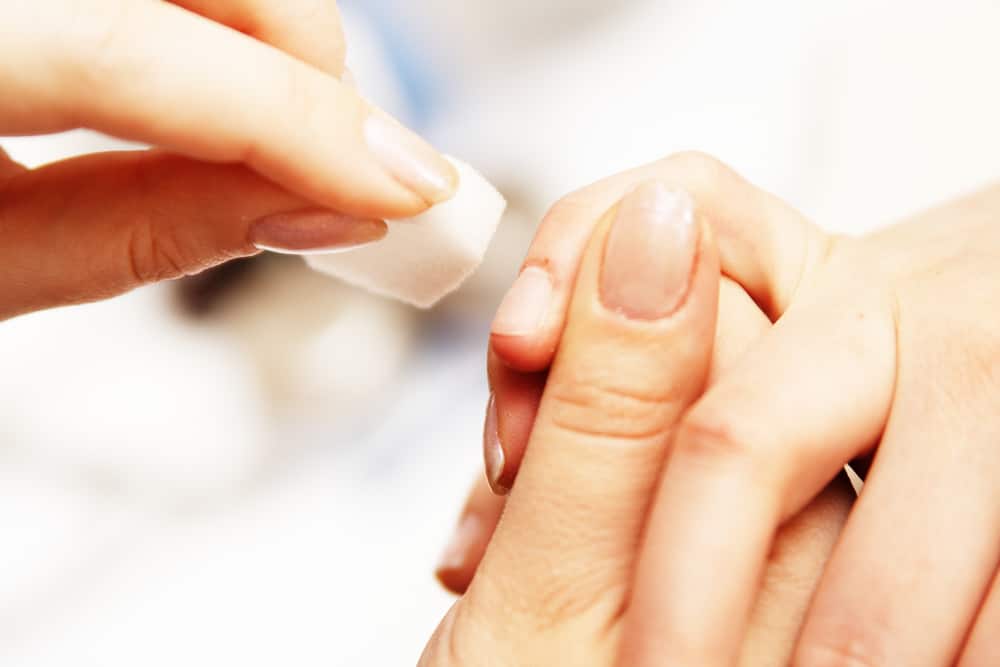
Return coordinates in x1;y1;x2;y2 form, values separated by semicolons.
0;0;456;320
481;152;1000;665
422;183;854;666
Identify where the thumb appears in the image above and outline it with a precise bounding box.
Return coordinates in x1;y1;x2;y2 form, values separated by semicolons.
0;150;386;320
437;182;720;666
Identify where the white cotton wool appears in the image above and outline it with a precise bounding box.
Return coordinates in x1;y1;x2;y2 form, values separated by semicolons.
305;157;507;308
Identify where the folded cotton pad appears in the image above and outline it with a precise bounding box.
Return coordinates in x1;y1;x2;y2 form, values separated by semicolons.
305;157;507;308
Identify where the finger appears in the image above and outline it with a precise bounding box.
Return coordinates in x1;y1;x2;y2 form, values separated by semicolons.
469;182;720;635
490;152;828;371
738;474;855;667
622;296;898;666
960;567;1000;666
797;327;1000;665
483;350;544;494
706;279;773;384
2;1;455;219
484;277;771;496
0;150;385;320
473;279;769;603
171;0;346;75
435;476;507;596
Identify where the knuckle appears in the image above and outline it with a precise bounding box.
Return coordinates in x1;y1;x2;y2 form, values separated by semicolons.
279;1;346;72
288;0;329;25
959;326;1000;393
661;150;734;190
675;407;759;468
476;554;616;634
546;378;678;444
540;576;621;633
425;586;607;666
282;65;325;139
521;194;595;274
123;218;189;285
418;600;483;667
236;63;323;167
795;633;886;667
540;191;593;230
66;1;141;96
525;567;616;632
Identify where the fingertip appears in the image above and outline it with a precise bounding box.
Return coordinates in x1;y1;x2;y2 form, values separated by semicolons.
494;385;543;489
362;109;458;210
488;332;557;373
435;563;472;596
485;354;546;494
489;262;564;372
434;514;485;595
435;478;507;595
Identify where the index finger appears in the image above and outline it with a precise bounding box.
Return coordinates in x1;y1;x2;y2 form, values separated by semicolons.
173;0;347;76
490;152;824;371
1;0;455;220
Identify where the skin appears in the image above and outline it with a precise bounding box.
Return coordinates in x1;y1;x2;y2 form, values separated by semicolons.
479;152;1000;665
426;185;857;666
0;0;455;321
1;6;853;660
6;5;993;659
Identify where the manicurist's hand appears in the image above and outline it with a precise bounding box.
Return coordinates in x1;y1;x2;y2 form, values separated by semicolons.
483;151;1000;665
0;0;456;320
423;182;855;666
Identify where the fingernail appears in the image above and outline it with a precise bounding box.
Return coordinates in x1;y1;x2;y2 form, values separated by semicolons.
600;182;697;320
250;209;387;255
483;394;510;495
436;514;484;575
491;266;554;337
365;111;458;205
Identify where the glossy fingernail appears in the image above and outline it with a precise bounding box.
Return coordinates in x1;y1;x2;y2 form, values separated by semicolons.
436;514;484;575
600;182;697;320
483;394;510;495
365;111;458;205
251;209;387;255
491;266;554;337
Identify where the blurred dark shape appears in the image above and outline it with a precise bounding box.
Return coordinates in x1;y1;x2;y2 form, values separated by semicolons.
173;256;264;318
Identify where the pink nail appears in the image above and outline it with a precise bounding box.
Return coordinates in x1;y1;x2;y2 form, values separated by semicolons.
483;394;510;495
600;183;697;320
365;111;458;205
250;210;387;255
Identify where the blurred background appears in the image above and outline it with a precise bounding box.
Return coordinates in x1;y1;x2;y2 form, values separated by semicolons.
1;0;999;664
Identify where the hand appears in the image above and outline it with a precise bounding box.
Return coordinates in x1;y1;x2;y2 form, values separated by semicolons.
484;152;1000;665
423;182;855;666
0;0;457;320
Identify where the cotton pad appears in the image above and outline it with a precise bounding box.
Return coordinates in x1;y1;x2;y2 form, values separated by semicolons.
305;157;507;308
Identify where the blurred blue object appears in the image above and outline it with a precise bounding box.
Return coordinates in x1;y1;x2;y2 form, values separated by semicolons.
340;0;442;129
